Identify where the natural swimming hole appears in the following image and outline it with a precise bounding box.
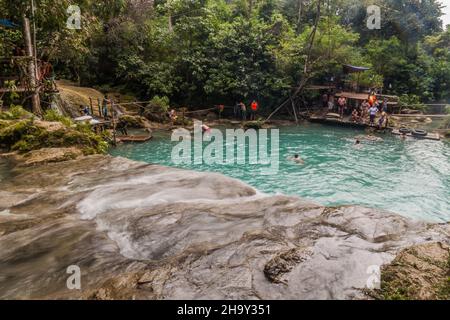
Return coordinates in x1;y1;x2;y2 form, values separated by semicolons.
110;123;450;223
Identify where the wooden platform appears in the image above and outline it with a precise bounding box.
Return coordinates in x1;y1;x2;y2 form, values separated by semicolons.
308;117;385;130
309;117;441;140
116;135;153;143
391;129;441;141
391;114;448;118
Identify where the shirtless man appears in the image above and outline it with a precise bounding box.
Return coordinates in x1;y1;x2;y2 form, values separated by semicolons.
338;95;347;118
289;154;305;165
354;139;362;149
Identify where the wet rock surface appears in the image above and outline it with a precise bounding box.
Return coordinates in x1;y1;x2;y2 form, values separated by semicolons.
0;155;448;299
11;147;83;166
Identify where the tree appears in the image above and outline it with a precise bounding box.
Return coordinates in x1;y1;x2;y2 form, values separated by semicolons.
1;0;448;110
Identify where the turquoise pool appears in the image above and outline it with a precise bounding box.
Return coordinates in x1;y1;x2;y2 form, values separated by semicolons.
110;124;450;223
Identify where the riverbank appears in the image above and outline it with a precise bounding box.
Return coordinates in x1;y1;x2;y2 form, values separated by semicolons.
0;155;448;300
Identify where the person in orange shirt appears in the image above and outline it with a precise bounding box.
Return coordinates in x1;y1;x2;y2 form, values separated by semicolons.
250;100;259;121
368;91;377;107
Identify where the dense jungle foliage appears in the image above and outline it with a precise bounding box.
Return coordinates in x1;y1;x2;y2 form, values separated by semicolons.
1;0;449;111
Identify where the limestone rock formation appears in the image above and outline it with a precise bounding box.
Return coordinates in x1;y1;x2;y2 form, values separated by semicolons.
0;156;448;300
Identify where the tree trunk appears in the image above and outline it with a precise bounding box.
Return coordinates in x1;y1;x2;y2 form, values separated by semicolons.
291;97;298;124
266;1;321;122
297;0;303;33
304;0;321;74
23;15;42;116
168;14;173;31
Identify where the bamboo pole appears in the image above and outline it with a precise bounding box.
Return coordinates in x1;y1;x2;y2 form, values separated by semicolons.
31;0;38;83
23;15;42;116
291;97;299;124
265;98;290;122
97;98;101;116
89;97;93;115
111;101;117;146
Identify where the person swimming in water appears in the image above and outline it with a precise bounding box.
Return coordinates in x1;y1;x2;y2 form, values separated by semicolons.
202;124;211;133
289;154;305;164
356;134;383;142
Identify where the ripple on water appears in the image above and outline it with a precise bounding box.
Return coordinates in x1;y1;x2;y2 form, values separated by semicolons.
110;124;450;223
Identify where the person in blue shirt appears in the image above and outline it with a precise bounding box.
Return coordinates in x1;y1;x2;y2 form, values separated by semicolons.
83;105;91;116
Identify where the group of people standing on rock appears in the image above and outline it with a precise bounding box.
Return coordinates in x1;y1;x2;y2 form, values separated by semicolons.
233;100;259;121
166;99;260;125
355;95;389;129
322;91;390;129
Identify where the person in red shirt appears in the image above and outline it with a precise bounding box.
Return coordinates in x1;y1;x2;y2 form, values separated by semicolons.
250;100;259;121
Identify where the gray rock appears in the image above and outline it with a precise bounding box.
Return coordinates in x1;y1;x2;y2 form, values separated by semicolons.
0;155;448;300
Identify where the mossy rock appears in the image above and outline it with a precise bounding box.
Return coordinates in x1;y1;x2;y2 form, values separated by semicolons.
243;121;265;130
438;277;450;299
120;115;142;127
174;117;192;126
119;115;152;129
0;116;109;155
143;111;167;123
0;120;42;148
16;147;83;166
370;242;449;300
0;119;13;130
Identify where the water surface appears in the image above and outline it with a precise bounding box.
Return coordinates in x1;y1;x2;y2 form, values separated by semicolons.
110;124;450;222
